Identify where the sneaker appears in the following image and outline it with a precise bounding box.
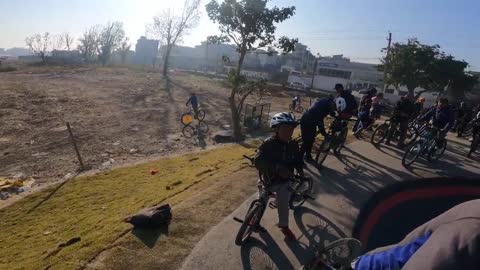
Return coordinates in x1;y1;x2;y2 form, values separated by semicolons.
280;227;296;241
469;138;474;142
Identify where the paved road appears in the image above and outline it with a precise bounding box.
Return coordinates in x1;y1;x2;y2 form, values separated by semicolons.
180;138;479;270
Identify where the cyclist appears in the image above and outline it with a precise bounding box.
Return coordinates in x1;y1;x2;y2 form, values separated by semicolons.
420;98;455;146
413;96;426;119
370;93;384;120
300;96;338;162
385;94;416;148
291;95;300;111
254;112;304;241
186;92;199;118
335;83;358;119
455;102;473;137
469;111;480;143
354;88;376;137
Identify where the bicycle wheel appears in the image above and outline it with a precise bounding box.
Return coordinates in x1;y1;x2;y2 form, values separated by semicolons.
320;238;362;269
182;125;195;138
402;140;423;167
198;120;209;134
234;202;264;246
428;139;447;162
181;113;194;125
297;106;304;113
196;109;206;121
315;139;331;168
371;123;388;145
289;177;313;209
332;126;348;154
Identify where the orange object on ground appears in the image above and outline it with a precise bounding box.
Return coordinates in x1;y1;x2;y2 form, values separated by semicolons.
150;169;159;175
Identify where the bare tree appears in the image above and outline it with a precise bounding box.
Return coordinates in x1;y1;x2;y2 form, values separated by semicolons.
25;32;51;64
98;22;125;66
62;32;75;51
119;37;131;64
150;0;201;76
78;26;101;63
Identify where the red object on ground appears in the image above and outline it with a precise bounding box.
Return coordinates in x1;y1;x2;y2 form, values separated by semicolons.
150;169;159;175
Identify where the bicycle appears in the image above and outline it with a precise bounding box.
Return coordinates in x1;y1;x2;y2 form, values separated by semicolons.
314;117;350;168
370;117;422;147
182;121;209;138
300;238;362;270
181;107;205;125
289;102;304;113
233;155;313;246
402;126;447;167
352;115;375;139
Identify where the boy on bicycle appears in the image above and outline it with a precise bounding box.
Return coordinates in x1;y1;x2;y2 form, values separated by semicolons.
254;112;304;241
186;92;199;118
420;98;455;146
291;95;300;110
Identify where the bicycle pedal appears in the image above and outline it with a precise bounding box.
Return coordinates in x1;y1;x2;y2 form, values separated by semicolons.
233;217;244;224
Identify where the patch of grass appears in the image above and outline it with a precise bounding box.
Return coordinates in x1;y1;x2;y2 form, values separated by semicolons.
0;144;255;270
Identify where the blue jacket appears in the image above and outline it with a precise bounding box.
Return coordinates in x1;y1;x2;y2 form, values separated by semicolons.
186;95;198;108
302;97;334;125
421;106;455;130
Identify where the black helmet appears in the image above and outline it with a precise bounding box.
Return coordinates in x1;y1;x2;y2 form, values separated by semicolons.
334;83;344;91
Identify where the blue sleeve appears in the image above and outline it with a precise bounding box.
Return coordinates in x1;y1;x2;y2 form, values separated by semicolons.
354;233;432;270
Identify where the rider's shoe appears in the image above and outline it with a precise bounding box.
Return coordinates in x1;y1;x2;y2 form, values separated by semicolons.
469;138;474;142
280;227;296;241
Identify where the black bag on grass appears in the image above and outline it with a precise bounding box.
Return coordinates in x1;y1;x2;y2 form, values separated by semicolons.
125;204;172;227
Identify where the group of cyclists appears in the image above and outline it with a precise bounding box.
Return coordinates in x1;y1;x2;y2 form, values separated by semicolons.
247;83;480;269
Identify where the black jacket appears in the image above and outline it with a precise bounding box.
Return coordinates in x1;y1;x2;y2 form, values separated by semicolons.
393;98;415;121
254;136;303;184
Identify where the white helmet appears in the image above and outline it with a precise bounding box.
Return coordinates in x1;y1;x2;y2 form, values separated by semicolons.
335;97;347;112
270;112;298;128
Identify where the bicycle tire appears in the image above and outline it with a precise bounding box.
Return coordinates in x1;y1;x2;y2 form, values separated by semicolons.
198;120;209;134
182;125;195;138
332;126;348;154
428;139;447;162
371;123;388;145
234;202;263;246
315;139;331;168
320;238;362;268
181;112;194;125
196;109;206;121
289;177;313;209
402;140;423;167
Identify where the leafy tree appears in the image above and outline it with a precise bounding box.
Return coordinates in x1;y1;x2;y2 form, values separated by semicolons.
206;0;297;140
380;38;478;98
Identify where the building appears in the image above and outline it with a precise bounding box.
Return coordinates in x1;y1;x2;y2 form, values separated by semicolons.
50;50;83;64
311;55;383;92
134;36;159;66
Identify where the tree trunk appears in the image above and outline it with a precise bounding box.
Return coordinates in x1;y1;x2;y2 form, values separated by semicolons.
230;48;247;141
162;46;171;77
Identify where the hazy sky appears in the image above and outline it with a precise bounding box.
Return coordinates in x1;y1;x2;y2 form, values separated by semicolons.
1;0;479;70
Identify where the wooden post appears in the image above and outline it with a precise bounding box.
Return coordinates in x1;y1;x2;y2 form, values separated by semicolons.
66;122;85;171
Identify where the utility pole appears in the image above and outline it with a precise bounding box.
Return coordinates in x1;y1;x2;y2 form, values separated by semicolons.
382;32;392;92
310;54;319;92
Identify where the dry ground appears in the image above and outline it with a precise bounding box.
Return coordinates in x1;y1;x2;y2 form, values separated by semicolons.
0;66;300;189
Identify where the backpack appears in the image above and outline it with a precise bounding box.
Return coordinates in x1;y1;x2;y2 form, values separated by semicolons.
125;203;172;227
